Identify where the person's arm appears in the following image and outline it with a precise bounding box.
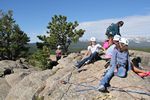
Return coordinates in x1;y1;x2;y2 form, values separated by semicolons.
82;46;91;59
130;61;146;73
85;50;91;56
132;65;146;73
97;44;104;50
110;48;117;67
115;24;121;36
127;54;132;71
101;47;105;51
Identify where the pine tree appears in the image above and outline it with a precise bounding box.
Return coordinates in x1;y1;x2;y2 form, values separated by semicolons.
0;10;30;60
37;15;85;54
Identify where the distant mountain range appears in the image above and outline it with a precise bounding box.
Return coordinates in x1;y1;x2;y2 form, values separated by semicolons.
28;39;150;53
71;40;150;48
129;40;150;48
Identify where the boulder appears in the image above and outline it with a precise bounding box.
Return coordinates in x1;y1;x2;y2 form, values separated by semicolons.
0;78;11;100
0;59;37;77
130;50;150;67
0;60;17;69
5;70;53;100
5;71;31;87
16;58;30;69
0;60;16;77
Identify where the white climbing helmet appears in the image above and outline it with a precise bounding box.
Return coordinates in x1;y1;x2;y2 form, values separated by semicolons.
57;45;61;49
113;35;121;41
90;37;96;41
119;38;129;45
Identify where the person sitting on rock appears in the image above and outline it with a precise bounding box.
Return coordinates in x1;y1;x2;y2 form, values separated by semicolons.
101;35;121;60
131;57;150;78
75;37;104;69
98;37;131;92
132;57;143;69
101;35;121;69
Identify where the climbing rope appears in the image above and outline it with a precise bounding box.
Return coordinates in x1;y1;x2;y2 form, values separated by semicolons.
60;80;150;99
59;65;150;100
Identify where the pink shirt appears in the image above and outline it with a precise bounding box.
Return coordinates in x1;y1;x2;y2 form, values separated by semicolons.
103;40;109;49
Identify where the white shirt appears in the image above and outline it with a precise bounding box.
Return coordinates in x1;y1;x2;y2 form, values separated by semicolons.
87;44;102;53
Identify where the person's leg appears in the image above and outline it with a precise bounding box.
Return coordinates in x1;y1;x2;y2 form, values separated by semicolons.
56;56;59;61
86;52;98;63
99;66;115;89
56;56;61;61
76;56;90;68
137;71;150;77
132;66;146;73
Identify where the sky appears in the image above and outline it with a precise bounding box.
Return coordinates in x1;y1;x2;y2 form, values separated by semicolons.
1;0;150;43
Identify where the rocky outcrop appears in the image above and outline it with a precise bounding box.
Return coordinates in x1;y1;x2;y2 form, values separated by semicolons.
0;78;11;100
0;58;38;99
5;70;53;100
130;50;150;67
0;58;37;77
0;60;16;77
5;72;31;87
0;51;150;100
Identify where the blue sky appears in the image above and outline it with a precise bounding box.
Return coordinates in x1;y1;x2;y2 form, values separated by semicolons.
1;0;150;42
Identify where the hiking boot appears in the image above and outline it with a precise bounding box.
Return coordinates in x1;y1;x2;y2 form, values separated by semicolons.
98;85;106;92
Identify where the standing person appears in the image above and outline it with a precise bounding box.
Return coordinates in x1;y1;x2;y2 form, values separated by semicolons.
55;45;62;61
75;37;104;69
98;38;131;92
105;21;124;47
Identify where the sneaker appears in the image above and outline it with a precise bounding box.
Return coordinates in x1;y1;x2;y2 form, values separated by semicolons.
75;61;80;66
85;60;90;64
74;61;79;66
98;85;106;92
73;62;80;69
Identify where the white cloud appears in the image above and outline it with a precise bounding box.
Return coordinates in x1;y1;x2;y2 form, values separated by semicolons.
78;15;150;42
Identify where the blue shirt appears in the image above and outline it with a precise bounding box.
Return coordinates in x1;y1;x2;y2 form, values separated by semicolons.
110;48;131;71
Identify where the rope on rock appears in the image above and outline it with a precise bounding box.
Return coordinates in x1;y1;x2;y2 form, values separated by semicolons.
60;80;150;99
